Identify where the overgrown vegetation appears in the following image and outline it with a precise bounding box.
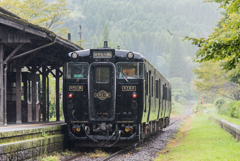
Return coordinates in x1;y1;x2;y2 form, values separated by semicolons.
215;99;240;119
156;114;240;160
40;150;77;161
87;149;109;158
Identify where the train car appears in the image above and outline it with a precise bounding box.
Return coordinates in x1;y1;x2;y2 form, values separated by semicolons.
63;41;171;147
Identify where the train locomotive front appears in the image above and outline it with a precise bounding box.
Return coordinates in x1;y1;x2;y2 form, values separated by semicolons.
63;42;171;147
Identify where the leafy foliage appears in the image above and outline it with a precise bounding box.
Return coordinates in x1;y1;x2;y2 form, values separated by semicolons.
0;0;70;35
193;60;240;100
214;97;226;112
216;100;240;118
185;0;240;70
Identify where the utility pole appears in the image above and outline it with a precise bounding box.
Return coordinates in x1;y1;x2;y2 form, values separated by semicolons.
78;25;83;46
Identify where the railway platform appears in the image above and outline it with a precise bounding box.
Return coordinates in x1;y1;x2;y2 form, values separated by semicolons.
0;121;66;161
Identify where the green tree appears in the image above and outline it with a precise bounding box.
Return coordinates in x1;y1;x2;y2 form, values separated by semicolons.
169;37;185;78
102;22;110;42
193;60;240;100
0;0;70;35
185;0;240;70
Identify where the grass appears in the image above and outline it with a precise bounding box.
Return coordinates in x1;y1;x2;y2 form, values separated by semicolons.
39;150;77;161
155;114;240;161
88;149;109;158
212;113;240;127
40;156;59;161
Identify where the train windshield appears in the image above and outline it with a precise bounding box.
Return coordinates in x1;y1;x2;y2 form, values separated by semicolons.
116;63;144;79
66;63;88;79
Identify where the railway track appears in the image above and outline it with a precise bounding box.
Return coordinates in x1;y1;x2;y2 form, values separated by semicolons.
62;153;84;161
62;116;182;161
61;107;192;161
62;143;138;161
102;143;138;161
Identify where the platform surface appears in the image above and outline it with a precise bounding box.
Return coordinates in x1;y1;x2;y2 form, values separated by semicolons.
0;121;66;132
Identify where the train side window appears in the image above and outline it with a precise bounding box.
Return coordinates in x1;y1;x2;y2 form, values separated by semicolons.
149;71;151;96
152;76;153;97
146;72;148;95
96;67;109;83
139;63;145;78
156;80;159;98
159;79;161;99
163;85;165;100
166;87;169;101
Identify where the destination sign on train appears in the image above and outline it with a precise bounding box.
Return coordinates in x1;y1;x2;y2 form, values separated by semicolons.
93;51;112;58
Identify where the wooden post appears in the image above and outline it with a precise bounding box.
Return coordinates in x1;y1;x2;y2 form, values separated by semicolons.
16;67;22;124
32;66;36;122
23;77;27;102
28;79;32;122
47;76;49;121
42;66;46;121
0;44;4;125
56;68;60;121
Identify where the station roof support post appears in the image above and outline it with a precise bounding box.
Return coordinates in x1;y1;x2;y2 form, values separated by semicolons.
16;66;22;124
47;76;50;121
31;65;37;122
56;68;60;121
0;44;4;125
42;65;47;122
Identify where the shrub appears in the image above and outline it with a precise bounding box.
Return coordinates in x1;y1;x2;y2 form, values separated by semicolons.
214;98;226;113
228;101;240;118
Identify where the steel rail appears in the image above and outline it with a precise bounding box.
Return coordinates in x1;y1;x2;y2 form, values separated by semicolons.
62;153;84;161
102;143;138;161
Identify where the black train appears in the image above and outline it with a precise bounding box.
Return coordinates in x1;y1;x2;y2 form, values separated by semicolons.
63;42;171;147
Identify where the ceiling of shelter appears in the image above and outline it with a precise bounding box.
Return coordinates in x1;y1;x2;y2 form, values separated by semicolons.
0;7;83;69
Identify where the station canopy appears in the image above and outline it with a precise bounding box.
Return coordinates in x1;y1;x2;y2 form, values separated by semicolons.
0;6;83;67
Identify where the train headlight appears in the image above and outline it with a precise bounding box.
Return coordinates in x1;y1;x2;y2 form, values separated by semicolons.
127;52;134;59
71;52;78;59
132;92;137;99
68;93;73;98
123;112;127;118
128;111;133;117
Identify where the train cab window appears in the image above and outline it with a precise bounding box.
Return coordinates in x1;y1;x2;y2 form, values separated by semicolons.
66;63;88;79
116;63;144;79
156;80;159;98
96;67;109;83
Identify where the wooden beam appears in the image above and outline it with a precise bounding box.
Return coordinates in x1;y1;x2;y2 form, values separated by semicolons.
21;53;37;67
16;67;22;124
0;17;47;38
47;67;56;77
56;68;60;121
0;44;4;125
3;43;24;64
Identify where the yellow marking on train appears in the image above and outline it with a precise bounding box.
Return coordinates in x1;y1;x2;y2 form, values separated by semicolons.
122;86;136;91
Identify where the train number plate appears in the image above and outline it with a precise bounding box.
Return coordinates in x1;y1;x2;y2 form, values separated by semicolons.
69;85;83;91
122;86;136;91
